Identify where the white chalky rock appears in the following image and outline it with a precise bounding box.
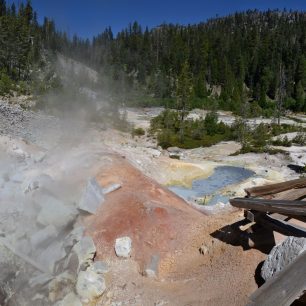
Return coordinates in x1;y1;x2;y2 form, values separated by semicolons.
261;236;306;281
102;183;121;195
23;180;39;193
76;270;106;302
115;237;132;258
79;178;105;214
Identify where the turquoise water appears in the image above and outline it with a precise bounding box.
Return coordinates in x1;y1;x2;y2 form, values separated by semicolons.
169;166;255;205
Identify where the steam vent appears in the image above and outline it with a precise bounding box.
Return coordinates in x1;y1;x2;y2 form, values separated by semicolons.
0;1;306;305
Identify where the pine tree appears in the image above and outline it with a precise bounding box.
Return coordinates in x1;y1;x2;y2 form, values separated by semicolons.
25;0;33;25
0;0;6;16
10;3;16;17
276;63;286;125
176;61;193;142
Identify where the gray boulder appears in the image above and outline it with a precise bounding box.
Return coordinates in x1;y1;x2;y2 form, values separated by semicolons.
36;240;67;273
167;146;182;153
78;178;105;214
76;270;106;302
36;193;77;228
261;236;306;281
71;236;96;271
115;237;132;258
29;273;53;288
63;226;84;250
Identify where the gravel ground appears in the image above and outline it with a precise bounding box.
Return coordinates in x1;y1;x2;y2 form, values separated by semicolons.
0;101;61;149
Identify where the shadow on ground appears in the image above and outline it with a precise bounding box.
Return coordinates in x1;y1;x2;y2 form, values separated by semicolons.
210;219;275;254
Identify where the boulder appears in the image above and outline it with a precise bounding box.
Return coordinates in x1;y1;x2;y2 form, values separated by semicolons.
36;240;67;273
115;237;132;258
167;147;182;153
76;270;106;302
29;273;53;288
36;193;77;228
261;236;306;281
63;226;84;250
62;251;79;277
72;236;96;271
79;178;105;214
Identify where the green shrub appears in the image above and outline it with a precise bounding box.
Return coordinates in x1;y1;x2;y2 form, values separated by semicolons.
292;132;306;146
232;144;287;156
0;72;13;95
204;111;219;135
132;127;146;137
271;135;292;147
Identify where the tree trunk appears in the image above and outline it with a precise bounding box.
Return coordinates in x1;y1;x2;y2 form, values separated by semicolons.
179;106;185;143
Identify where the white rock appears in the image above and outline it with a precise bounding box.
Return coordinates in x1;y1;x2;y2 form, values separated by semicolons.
76;270;106;302
79;178;105;214
23;180;39;193
102;183;121;195
115;237;132;258
261;236;306;281
167;147;182;153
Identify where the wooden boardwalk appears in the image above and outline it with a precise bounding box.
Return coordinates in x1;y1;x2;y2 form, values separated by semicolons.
230;178;306;306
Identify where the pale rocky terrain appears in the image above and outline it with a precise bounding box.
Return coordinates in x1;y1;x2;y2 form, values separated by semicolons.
0;73;305;304
0;99;304;305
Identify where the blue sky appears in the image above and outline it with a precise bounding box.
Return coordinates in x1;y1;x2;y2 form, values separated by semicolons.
10;0;306;38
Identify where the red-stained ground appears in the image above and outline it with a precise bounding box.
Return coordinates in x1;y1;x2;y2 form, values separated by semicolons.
83;154;266;305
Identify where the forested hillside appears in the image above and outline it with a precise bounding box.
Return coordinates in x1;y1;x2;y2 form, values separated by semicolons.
0;0;39;94
0;1;305;114
88;10;306;113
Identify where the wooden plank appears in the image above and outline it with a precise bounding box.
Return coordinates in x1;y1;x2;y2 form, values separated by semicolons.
272;187;306;201
269;213;289;221
230;198;306;216
253;212;306;237
247;251;306;306
245;178;306;197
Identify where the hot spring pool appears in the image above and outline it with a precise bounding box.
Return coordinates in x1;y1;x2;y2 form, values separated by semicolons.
168;166;255;205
